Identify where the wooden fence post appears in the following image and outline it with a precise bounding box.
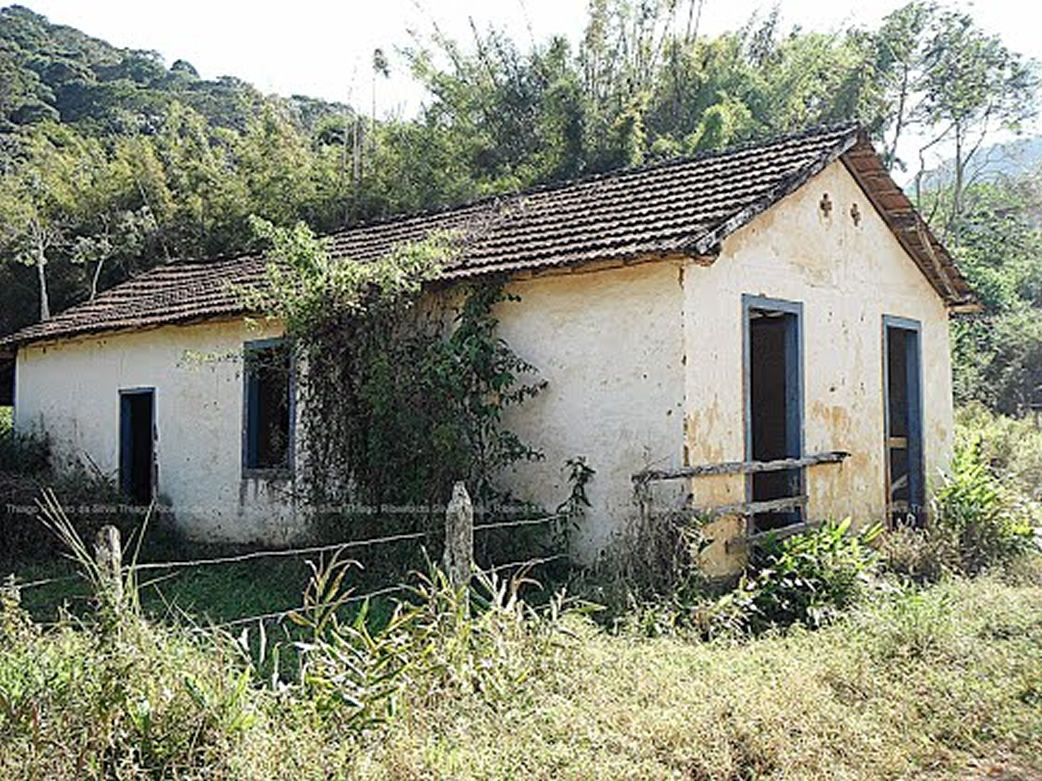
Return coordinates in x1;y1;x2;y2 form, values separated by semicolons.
443;482;473;588
94;525;123;614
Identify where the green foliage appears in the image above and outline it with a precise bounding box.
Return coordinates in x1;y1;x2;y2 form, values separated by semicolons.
0;508;587;775
710;519;882;635
930;434;1035;575
947;175;1042;415
956;403;1042;505
576;504;713;636
244;216;447;336
0;412;48;473
248;220;545;550
5;1;1037;358
0;427;142;566
287;551;423;730
4;534;1041;777
954;309;1042;417
880;409;1039;583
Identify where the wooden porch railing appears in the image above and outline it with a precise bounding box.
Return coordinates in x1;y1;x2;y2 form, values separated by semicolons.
631;450;851;522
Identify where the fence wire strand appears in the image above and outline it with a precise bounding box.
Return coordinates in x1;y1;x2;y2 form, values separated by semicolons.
215;585;408;628
481;553;570;575
123;513;563;573
472;512;564;533
128;530;432;573
8;510;567;620
7;573;82;591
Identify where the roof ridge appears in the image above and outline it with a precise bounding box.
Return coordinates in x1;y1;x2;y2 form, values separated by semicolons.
143;121;862;271
322;121;862;237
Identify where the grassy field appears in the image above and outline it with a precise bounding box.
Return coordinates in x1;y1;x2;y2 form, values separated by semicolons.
349;571;1042;780
2;557;1040;779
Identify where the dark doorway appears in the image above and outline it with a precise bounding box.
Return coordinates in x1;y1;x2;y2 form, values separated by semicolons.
884;318;924;526
120;389;155;503
745;297;803;533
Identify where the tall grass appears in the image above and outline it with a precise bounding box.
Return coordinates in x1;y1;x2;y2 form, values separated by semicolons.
3;495;1041;778
1;500;588;778
881;411;1039;582
3;404;1041;778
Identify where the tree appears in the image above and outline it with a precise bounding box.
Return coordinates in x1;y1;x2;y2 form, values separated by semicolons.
913;9;1039;242
0;125;97;319
870;1;936;170
947;173;1042;414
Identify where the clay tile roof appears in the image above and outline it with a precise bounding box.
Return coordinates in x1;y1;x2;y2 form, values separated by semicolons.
1;123;976;348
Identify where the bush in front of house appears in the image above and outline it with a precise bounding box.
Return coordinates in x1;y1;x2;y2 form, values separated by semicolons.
0;410;48;474
880;431;1037;582
705;518;882;636
930;435;1035;574
0;426;139;566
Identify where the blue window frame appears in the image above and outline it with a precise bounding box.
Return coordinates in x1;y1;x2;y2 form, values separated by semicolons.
242;339;294;476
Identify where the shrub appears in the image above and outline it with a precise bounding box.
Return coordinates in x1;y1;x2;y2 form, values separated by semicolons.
930;435;1035;576
877;524;953;584
575;503;712;635
956;402;1042;506
1;427;141;566
0;416;49;473
288;554;586;730
880;418;1038;583
707;518;882;636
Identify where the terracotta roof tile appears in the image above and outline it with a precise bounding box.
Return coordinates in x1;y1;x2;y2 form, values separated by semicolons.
1;123;975;347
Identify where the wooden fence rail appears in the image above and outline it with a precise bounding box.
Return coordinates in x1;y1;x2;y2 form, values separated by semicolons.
633;450;850;484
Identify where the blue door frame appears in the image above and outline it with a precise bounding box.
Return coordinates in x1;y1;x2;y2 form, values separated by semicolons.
119;387;156;503
882;315;925;522
742;294;805;531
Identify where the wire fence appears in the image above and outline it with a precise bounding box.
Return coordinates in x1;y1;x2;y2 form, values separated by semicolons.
215;585;411;629
6;504;571;628
5;573;82;591
212;554;570;631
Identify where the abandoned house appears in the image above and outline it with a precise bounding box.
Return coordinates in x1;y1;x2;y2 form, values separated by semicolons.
0;124;977;574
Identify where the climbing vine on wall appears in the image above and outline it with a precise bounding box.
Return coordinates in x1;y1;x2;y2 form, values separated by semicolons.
242;217;546;537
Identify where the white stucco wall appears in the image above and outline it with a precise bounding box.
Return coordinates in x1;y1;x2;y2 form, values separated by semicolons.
493;261;689;558
681;159;954;574
13;318;303;544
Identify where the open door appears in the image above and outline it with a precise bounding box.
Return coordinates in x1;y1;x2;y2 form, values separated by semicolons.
120;388;155;504
884;317;924;526
744;296;804;533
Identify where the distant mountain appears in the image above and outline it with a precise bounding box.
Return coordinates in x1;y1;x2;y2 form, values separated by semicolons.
0;4;348;135
918;135;1042;191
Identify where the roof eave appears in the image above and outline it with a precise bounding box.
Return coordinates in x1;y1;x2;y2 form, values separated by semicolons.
839;136;979;311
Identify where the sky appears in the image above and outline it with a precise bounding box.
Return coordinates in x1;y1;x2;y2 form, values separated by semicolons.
14;0;1042;174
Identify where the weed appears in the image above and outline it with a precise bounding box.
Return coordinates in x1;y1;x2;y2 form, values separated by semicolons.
931;435;1036;575
707;518;882;636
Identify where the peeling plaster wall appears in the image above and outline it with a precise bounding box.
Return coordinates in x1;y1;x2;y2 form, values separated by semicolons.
494;261;689;559
13;318;304;544
683;160;954;575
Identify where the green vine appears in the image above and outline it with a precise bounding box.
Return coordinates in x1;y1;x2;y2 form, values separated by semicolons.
243;218;546;542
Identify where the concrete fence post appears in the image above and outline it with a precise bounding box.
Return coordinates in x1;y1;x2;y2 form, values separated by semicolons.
94;524;123;614
443;481;474;589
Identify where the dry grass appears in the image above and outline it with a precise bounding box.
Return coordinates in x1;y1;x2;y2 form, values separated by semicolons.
2;559;1041;780
348;568;1042;780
